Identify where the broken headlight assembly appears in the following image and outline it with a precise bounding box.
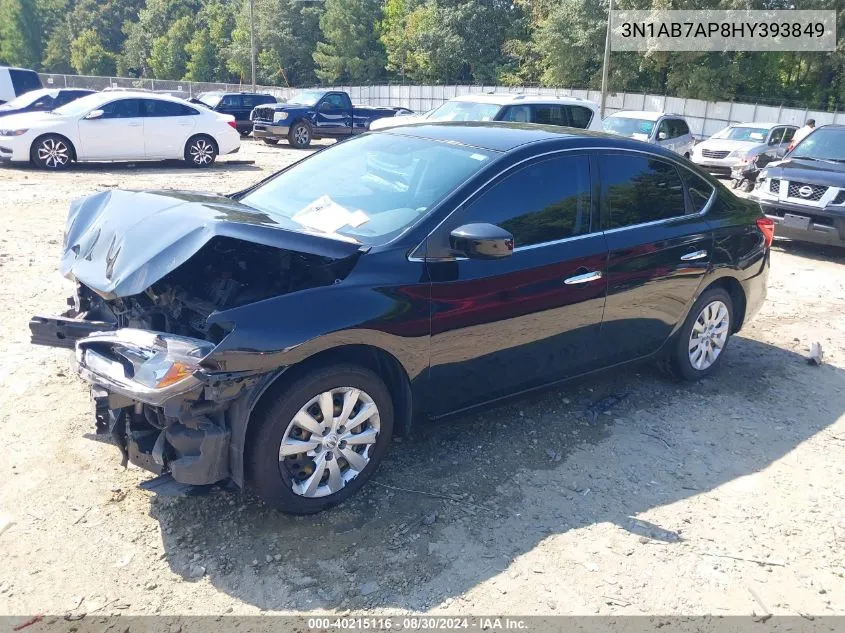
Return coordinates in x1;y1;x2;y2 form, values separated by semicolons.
76;329;216;406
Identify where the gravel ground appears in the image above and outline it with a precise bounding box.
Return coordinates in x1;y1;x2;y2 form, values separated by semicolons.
1;139;844;619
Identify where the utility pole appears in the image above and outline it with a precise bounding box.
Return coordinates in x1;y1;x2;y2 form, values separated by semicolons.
249;0;257;91
599;0;612;118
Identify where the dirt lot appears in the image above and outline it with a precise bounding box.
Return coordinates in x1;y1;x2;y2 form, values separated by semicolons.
1;139;844;619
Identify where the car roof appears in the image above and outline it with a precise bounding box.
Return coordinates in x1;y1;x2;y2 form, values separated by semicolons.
381;121;668;153
449;93;597;108
607;110;688;121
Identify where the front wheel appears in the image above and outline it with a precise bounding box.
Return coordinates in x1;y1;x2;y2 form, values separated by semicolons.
287;122;312;149
664;288;734;381
31;134;73;170
184;135;217;167
248;364;394;514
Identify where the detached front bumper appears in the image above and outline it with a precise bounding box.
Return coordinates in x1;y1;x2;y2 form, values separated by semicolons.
252;123;290;140
31;315;263;487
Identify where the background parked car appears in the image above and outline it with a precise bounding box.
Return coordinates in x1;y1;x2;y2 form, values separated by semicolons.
194;91;277;136
602;111;695;157
691;122;797;178
251;89;410;148
0;66;42;104
0;91;240;169
751;124;845;248
0;88;94;118
369;94;602;132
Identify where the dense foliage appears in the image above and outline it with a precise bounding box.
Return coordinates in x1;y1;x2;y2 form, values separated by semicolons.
0;0;843;107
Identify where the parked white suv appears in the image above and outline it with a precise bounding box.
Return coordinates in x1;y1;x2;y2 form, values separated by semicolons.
370;94;602;132
602;111;695;157
691;122;797;178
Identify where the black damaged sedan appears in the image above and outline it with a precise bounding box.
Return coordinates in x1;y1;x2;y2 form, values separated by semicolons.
31;123;772;514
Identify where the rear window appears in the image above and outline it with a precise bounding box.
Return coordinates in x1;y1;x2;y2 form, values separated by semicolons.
9;69;42;96
198;93;223;108
568;105;594;129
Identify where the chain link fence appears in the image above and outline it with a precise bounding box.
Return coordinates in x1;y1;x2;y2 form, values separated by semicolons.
40;73;842;139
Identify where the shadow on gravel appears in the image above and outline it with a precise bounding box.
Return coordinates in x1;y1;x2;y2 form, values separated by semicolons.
772;239;845;264
148;335;845;611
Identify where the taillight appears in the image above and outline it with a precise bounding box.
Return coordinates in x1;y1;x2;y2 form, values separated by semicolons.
227;120;237;130
756;217;775;248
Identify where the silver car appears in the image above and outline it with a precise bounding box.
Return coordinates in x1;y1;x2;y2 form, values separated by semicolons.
602;111;695;157
691;123;797;178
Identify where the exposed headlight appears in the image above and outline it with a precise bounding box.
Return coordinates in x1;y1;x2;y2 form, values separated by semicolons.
0;129;28;137
76;329;215;405
273;111;289;123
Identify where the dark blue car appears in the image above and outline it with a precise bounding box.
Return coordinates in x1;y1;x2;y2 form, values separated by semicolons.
30;123;772;514
251;89;411;148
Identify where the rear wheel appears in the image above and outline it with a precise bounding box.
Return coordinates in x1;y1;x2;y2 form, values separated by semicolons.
288;121;312;149
184;135;217;167
664;288;734;381
31;134;74;170
262;138;280;145
248;364;394;514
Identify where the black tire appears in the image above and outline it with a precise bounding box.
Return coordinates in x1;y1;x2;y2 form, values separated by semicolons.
287;121;312;149
30;134;74;170
742;180;755;192
664;287;734;381
248;364;394;514
184;135;218;167
262;138;280;145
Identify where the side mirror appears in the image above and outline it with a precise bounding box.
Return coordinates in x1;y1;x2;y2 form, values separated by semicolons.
84;109;104;120
449;223;514;260
657;131;667;141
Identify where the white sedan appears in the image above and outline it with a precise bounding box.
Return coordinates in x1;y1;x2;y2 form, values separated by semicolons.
0;91;241;169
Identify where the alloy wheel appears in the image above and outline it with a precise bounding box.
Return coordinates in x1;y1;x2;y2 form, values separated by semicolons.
189;139;215;165
38;138;70;168
279;387;380;498
688;300;730;370
294;125;309;146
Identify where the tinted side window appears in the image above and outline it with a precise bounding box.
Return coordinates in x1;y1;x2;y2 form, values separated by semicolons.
680;169;714;213
100;98;142;119
674;119;690;136
568;105;594;129
499;105;531;122
142;99;197;116
463;155;592;248
531;105;567;126
242;95;257;108
657;119;672;139
768;128;784;145
600;154;686;229
9;69;41;95
782;127;795;142
221;95;240;108
257;94;275;105
323;93;346;109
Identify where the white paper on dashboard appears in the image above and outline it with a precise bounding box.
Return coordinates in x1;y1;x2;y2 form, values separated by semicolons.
293;195;370;233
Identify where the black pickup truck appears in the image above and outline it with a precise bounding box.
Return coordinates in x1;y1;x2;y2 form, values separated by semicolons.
251;89;412;148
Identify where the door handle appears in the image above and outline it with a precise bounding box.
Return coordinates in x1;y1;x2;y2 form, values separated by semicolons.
564;270;602;285
680;250;708;261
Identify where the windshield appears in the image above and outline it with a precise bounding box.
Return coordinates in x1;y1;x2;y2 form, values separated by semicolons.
240;133;497;245
426;101;502;122
712;126;769;142
602;116;655;140
197;93;222;108
52;93;110;116
789;127;845;162
288;90;326;106
0;89;52;109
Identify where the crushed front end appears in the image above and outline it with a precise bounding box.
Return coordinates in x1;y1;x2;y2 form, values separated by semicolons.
30;188;363;488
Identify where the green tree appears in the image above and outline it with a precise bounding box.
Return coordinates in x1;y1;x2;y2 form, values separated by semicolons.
120;0;201;77
313;0;385;83
185;28;216;81
149;15;193;79
0;0;41;67
42;21;73;72
70;28;116;75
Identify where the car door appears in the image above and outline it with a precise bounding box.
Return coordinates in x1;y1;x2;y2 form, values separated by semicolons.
673;119;694;156
77;98;145;160
771;126;796;158
598;151;713;365
654;118;675;151
314;93;352;136
424;152;608;415
141;98;199;159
